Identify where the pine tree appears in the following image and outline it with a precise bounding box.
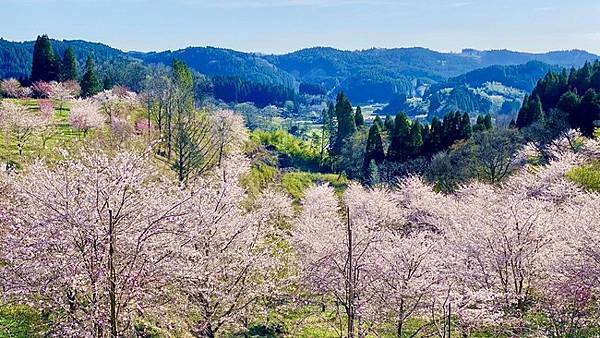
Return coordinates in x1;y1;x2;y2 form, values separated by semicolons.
80;57;101;98
384;115;395;131
459;112;472;140
387;113;411;162
333;92;356;156
558;90;582;128
441;111;460;148
516;95;544;128
60;46;78;81
407;121;423;159
31;34;59;82
473;115;486;132
429;117;443;154
364;125;385;168
483;113;493;130
421;124;431;156
354;106;365;127
365;160;380;186
575;89;600;137
103;77;114;90
373;116;384;131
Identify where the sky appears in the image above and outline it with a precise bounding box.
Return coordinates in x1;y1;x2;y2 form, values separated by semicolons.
2;0;600;54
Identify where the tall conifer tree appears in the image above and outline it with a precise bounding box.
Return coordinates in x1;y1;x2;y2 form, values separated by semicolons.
333;92;356;156
354;106;365;127
60;47;78;81
80;57;101;97
31;35;59;82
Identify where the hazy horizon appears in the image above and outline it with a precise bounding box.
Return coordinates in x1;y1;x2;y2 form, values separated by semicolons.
2;0;600;54
2;35;599;57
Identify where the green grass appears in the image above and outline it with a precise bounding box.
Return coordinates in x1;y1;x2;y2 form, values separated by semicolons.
250;129;323;171
241;162;279;197
281;171;348;200
566;160;600;191
0;305;46;338
0;99;86;166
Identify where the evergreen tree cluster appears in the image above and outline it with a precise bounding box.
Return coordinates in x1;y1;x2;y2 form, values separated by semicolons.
327;92;493;182
517;61;600;136
210;76;296;108
27;34;104;97
30;35;79;83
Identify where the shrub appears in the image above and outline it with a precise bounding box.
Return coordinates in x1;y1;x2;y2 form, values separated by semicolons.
281;172;348;200
0;305;46;338
566;161;600;191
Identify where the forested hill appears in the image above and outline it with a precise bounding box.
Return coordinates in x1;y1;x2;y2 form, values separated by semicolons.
0;38;129;80
448;61;560;92
135;47;296;88
379;61;563;120
1;37;599;104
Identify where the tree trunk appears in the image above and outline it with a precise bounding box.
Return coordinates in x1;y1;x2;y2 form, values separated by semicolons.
346;207;355;338
447;302;451;338
108;209;118;338
397;299;404;338
193;323;215;338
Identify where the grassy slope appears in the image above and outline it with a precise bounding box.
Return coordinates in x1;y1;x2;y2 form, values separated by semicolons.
0;99;85;166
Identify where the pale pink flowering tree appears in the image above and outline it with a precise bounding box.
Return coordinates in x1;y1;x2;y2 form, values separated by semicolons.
93;87;139;121
165;155;293;337
110;117;133;143
372;232;444;337
534;193;600;337
0;78;25;98
69;99;105;136
0;148;189;336
20;87;33;99
37;99;56;149
49;81;76;112
134;119;155;135
210;110;247;166
63;80;81;98
292;183;402;338
31;81;54;98
0;101;46;156
430;149;595;335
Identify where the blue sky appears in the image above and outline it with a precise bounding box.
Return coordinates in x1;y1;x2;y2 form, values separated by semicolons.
2;0;600;54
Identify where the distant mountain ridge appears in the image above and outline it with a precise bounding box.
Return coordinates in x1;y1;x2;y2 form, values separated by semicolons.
1;37;599;106
379;61;562;121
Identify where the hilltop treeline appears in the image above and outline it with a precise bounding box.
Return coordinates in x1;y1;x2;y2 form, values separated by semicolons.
517;61;600;137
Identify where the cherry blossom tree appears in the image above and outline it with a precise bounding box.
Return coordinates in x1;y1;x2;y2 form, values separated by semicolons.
210;110;247;166
0;148;189;336
49;81;76;112
372;232;443;337
63;80;82;98
31;81;54;98
0;78;26;98
69;99;105;136
165;155;293;337
0;101;46;156
37;99;56;149
292;183;402;338
109;117;133;143
134;119;155;135
534;192;600;337
93;87;139;122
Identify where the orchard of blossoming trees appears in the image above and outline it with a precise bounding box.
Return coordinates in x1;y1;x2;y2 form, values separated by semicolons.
1;109;600;337
2;60;600;337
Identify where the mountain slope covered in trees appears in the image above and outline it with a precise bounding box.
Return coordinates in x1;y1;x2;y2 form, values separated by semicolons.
1;37;599;112
380;61;562;121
